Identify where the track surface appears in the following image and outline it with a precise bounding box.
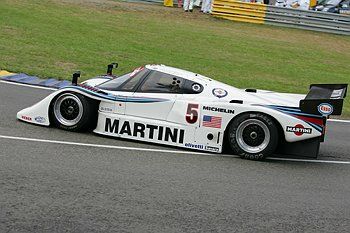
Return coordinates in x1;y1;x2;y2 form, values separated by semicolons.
1;82;350;232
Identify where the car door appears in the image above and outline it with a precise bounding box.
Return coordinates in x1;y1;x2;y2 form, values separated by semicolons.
96;67;148;115
125;70;183;121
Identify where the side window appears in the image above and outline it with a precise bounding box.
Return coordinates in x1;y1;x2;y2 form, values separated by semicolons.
139;71;184;93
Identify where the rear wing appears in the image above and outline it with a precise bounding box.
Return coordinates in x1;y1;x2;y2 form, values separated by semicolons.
299;84;348;116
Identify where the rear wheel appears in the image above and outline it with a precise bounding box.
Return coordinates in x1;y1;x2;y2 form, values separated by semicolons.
227;113;278;160
51;92;97;131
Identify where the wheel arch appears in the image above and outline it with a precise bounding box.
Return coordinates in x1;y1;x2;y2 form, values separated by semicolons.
222;111;284;152
48;90;100;128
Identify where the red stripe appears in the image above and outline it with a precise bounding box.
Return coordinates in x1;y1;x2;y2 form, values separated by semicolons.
292;115;324;126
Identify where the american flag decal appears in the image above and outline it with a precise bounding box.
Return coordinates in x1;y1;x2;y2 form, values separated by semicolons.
202;115;222;128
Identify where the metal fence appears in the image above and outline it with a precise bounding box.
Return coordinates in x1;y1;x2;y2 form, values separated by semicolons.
212;0;350;35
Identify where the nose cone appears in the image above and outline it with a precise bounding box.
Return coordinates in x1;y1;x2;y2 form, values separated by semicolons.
17;107;34;123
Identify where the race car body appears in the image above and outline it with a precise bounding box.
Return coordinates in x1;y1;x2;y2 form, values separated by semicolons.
17;64;348;160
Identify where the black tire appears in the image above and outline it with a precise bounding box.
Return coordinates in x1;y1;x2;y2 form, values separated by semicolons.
227;113;278;160
50;92;98;131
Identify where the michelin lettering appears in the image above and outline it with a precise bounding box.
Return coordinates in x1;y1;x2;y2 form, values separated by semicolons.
105;118;184;143
203;106;234;114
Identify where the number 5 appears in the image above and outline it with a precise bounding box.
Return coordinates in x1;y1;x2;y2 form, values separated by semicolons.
186;103;199;124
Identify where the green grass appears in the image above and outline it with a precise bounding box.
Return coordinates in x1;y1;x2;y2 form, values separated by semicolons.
1;0;350;117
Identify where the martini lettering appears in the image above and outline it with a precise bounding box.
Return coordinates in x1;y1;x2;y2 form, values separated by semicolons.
286;125;312;135
105;118;185;144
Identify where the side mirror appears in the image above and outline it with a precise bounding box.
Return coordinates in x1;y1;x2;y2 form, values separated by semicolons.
72;71;80;85
107;62;118;76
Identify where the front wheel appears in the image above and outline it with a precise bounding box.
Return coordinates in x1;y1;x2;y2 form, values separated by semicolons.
51;92;97;131
227;113;279;160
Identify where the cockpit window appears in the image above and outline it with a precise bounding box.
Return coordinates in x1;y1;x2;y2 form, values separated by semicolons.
137;70;203;94
138;71;183;93
97;68;204;94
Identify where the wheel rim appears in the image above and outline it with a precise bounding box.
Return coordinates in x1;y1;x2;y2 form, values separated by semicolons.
53;94;83;126
236;119;270;154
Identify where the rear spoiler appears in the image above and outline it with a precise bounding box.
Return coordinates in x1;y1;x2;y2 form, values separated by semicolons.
299;84;348;116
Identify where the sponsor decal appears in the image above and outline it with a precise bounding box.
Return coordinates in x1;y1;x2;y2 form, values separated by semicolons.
203;106;234;114
286;124;312;136
318;103;333;116
100;106;113;112
21;116;32;121
202;115;222;128
185;143;204;150
212;88;228;98
34;116;45;123
105;118;185;144
205;146;219;152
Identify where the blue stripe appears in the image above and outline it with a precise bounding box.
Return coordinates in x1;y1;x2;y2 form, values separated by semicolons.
60;86;169;103
271;106;301;112
258;104;324;133
307;122;323;133
278;109;323;118
267;105;322;118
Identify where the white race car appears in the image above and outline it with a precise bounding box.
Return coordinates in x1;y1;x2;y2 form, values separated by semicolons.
17;64;348;160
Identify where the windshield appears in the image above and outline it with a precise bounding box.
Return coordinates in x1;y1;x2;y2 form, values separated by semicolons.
96;73;131;91
96;67;148;91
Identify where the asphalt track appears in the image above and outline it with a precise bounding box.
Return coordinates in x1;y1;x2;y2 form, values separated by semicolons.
1;81;350;232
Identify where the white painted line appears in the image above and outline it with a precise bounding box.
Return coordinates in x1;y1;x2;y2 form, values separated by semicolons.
0;80;57;91
267;157;350;164
328;119;350;123
0;134;350;164
0;134;215;156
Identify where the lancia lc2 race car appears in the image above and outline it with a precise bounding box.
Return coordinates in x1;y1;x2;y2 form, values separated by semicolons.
17;63;348;160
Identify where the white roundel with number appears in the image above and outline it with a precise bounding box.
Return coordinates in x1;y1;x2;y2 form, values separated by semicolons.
318;103;333;116
212;88;228;98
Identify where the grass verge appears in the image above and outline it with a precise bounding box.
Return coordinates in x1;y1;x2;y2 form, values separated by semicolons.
1;0;349;117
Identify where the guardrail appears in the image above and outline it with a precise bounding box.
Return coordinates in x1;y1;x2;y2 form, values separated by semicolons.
125;0;350;35
212;0;350;35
